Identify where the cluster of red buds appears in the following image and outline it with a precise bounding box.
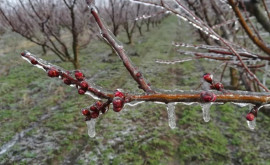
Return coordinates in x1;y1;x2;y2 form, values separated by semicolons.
203;73;224;91
200;73;221;102
246;107;258;121
21;51;89;96
82;100;108;121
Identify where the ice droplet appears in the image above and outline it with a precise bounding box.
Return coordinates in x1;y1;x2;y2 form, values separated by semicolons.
201;103;211;122
86;119;96;138
247;118;256;130
167;103;176;129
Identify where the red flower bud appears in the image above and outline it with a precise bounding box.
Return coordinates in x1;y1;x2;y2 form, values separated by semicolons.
78;88;86;95
75;71;84;81
203;73;213;84
90;105;98;112
114;90;124;99
200;91;216;102
47;69;59;77
136;72;142;78
90;111;99;118
95;100;103;109
214;82;224;91
82;109;91;116
113;97;124;112
246;112;255;121
80;81;88;89
63;78;72;85
31;59;38;65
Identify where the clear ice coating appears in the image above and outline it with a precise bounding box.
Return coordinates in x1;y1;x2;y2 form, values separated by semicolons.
247;118;256;130
86;119;96;138
201;103;211;122
167;103;176;129
85;91;101;100
126;101;145;107
232;103;250;107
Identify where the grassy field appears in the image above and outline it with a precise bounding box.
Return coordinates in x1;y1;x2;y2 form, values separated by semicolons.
1;15;270;165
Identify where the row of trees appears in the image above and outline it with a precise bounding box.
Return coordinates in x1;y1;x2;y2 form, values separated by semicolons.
0;0;166;68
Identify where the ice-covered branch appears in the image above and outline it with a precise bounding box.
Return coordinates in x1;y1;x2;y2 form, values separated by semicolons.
21;50;270;135
21;51;270;105
89;5;155;94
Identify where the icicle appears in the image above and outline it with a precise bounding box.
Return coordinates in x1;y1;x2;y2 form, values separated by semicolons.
201;103;211;122
247;118;256;130
167;103;176;129
86;119;96;138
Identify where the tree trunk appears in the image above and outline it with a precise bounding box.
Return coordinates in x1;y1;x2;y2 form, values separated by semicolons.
230;68;239;89
126;31;133;45
42;45;47;56
137;25;143;36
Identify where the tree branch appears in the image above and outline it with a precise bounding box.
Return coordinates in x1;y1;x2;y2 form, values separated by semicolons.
89;6;155;94
228;0;270;56
21;51;270;105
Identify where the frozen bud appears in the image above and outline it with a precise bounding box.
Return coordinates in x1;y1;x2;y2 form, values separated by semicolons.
80;81;88;89
31;59;38;65
246;112;255;121
47;69;59;77
63;78;72;85
82;109;91;116
203;73;213;84
90;105;99;112
136;72;142;78
95;100;103;109
113;97;124;112
200;91;216;102
78;88;86;95
214;83;224;91
114;90;124;99
90;111;99;119
21;52;25;56
75;71;84;81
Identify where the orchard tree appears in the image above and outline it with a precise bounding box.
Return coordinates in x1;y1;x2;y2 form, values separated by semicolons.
101;0;127;37
20;0;270;137
0;0;95;69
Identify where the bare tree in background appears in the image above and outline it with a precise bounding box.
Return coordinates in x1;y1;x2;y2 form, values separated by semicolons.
102;0;127;37
0;0;95;69
122;2;139;44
